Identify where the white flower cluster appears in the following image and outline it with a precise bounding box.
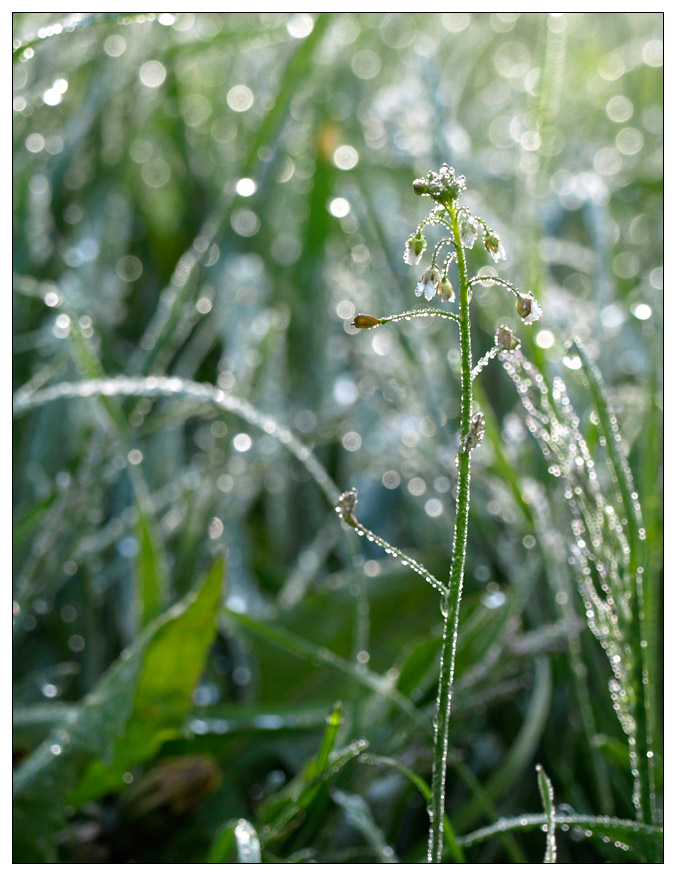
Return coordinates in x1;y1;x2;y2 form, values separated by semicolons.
404;164;542;329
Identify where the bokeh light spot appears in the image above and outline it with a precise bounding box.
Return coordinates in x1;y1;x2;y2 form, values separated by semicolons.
333;145;359;170
227;84;254;112
139;60;167;88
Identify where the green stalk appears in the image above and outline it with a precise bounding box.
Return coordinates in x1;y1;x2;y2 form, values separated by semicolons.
428;204;473;863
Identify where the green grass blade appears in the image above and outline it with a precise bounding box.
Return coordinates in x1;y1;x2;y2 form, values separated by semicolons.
571;337;656;823
261;739;370;846
536;764;557;863
331;788;399;863
359;753;465;863
221;607;427;732
14;375;340;506
206;818;262;864
458;813;663;861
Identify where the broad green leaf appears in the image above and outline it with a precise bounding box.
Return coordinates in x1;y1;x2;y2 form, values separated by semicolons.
70;555;225;802
13;556;225;863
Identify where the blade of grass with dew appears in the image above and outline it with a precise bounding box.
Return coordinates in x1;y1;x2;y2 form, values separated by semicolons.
13;703;80;752
331;788;399;863
526;484;614;814
13;374;341;506
536;763;557;863
12;11;99;56
359;753;465;863
550;347;652;819
458;813;662;861
206;818;262;864
260;735;370;848
571;337;656;824
12;467;99;640
186;703;330;737
233;819;263;864
258;702;343;832
65;311;170;628
501;347;652;821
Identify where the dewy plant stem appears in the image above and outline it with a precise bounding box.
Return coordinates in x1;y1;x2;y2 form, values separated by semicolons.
427;203;473;864
341;164;542;863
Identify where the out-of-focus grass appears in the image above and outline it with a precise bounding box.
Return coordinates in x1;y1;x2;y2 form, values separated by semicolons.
13;12;662;864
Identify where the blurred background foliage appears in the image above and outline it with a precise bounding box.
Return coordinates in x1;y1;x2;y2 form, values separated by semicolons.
13;12;662;864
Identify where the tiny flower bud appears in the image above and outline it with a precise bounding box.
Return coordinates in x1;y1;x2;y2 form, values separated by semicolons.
412;164;466;204
415;267;441;301
438;277;455;302
336;489;358;525
483;229;506;263
460;216;478;249
403;231;427;265
352;314;382;329
495;324;520;351
413;177;429;196
463;412;486;453
515;291;543;325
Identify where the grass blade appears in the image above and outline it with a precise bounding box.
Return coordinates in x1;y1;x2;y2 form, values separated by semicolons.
359;753;465;863
221;607;426;732
458;813;662;861
536;764;557;863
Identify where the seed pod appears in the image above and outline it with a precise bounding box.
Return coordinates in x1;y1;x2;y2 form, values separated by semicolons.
352;314;381;329
495;324;520;351
336;489;359;526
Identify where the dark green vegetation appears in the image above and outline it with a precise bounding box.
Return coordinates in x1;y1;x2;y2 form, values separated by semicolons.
13;12;662;864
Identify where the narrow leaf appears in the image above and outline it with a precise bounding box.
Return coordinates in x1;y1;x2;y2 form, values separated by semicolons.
222;608;426;732
360;753;465;863
458;813;663;861
536;764;557;863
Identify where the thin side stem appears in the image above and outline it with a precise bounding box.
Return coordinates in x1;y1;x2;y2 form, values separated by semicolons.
336;504;446;595
428;205;474;863
355;308;460;328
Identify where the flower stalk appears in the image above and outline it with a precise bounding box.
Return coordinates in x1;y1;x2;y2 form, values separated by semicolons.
342;164;541;863
427;201;473;864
